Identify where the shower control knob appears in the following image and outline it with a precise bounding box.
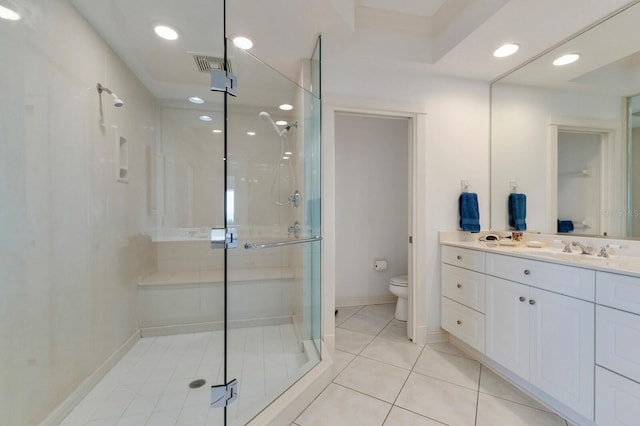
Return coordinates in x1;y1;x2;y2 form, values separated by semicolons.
519;296;526;302
524;269;531;275
457;255;462;260
457;283;462;289
456;320;462;325
529;299;536;305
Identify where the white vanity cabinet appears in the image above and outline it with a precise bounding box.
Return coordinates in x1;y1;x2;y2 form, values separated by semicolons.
484;262;595;420
441;246;596;422
441;246;486;352
595;271;640;425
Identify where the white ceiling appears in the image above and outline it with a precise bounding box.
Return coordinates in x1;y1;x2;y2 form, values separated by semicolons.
498;1;640;96
68;0;639;104
359;0;447;17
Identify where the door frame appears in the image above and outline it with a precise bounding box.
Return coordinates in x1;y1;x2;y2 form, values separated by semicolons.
322;95;427;347
547;116;623;236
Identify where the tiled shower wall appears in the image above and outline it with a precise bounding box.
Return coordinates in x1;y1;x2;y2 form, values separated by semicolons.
0;1;157;424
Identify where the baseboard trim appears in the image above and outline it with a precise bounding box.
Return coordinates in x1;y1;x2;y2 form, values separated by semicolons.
140;316;293;337
41;330;140;426
336;295;396;307
426;328;449;344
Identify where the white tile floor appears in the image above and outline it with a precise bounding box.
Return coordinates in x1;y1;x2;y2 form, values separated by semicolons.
61;324;309;426
294;303;569;426
61;304;570;426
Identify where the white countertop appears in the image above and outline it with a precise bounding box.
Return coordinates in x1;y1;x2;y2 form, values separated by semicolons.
440;235;640;278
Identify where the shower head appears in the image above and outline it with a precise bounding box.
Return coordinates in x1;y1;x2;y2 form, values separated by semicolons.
97;83;124;108
259;111;284;136
112;94;124;108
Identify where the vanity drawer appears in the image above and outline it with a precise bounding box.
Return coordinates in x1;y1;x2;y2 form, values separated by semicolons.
596;305;640;383
442;264;485;313
486;253;595;301
596;271;640;314
442;246;485;273
596;366;640;426
441;296;485;353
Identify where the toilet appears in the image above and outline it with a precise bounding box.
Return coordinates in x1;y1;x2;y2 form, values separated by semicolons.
389;275;409;321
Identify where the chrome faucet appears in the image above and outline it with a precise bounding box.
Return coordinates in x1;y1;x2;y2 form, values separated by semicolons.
560;240;572;253
597;246;609;258
571;241;593;255
288;221;301;238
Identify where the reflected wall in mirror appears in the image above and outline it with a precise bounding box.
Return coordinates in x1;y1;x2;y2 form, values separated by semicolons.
491;1;640;238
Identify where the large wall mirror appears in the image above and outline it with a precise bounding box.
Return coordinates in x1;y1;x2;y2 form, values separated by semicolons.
491;1;640;239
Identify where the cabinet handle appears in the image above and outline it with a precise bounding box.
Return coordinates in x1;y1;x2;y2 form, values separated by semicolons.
529;299;536;305
457;255;462;260
457;283;462;289
456;320;462;325
519;296;525;302
523;269;531;275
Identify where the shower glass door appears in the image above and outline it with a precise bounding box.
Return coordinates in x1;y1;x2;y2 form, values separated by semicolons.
224;40;322;425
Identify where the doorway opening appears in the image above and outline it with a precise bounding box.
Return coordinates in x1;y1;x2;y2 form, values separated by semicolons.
334;112;413;339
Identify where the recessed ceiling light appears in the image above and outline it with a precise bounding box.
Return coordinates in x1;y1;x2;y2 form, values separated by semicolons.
279;104;293;111
275;120;288;126
284;151;293;155
282;156;290;160
493;43;519;58
0;5;20;20
233;36;253;50
154;25;179;41
212;129;222;133
199;115;212;122
189;96;204;104
553;53;580;66
247;131;256;136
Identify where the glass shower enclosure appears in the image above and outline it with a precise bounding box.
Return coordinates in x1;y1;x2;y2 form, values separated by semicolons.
0;0;321;425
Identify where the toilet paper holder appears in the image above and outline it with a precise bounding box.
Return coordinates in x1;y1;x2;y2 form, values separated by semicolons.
373;259;388;271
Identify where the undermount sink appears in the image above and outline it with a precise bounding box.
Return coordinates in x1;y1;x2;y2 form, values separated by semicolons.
513;246;629;269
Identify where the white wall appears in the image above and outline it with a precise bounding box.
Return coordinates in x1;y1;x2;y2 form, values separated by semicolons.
323;62;491;337
491;83;622;233
0;1;157;424
334;114;409;305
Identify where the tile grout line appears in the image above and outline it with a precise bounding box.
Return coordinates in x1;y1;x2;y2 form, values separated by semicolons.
474;365;482;426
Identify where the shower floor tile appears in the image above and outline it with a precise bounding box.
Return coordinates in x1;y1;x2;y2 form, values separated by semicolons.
61;324;308;426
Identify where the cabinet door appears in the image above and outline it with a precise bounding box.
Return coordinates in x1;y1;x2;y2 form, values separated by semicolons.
485;276;530;379
530;287;594;420
596;305;640;383
596;366;640;426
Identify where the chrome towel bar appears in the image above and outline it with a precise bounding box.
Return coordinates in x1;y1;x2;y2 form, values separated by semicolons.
244;235;322;250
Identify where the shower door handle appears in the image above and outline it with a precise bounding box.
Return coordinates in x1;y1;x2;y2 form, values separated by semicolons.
244;235;322;250
210;228;237;249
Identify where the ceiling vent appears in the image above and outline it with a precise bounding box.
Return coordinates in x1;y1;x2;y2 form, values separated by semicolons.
193;55;233;74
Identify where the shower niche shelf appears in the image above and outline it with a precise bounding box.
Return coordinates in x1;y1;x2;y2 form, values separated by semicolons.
116;129;129;183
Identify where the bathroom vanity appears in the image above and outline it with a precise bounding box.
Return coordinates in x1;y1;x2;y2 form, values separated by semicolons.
440;235;640;426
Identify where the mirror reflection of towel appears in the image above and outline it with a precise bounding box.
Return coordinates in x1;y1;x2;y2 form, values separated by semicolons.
508;193;527;231
459;192;480;233
557;220;574;233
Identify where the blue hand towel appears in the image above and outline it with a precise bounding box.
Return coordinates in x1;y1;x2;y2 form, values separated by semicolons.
557;220;574;233
459;192;480;233
508;193;527;231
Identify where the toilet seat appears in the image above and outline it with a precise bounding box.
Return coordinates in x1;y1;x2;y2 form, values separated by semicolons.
390;275;408;287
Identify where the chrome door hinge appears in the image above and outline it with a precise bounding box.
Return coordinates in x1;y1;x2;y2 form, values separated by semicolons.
210;379;238;408
210;69;238;97
211;228;237;249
